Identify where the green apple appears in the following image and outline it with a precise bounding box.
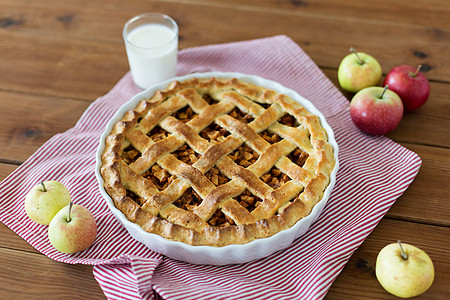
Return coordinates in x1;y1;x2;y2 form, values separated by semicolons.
24;181;72;225
48;202;97;254
376;241;434;298
338;47;382;93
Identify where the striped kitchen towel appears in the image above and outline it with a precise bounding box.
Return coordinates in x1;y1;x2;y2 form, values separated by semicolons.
0;35;421;299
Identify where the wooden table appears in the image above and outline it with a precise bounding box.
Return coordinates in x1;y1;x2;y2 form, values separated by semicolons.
0;0;448;299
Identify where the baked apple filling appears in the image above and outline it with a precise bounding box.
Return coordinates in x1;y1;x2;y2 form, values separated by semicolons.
202;93;219;105
280;113;299;127
121;145;141;164
173;105;198;123
147;126;169;142
209;209;235;227
208;190;264;228
142;164;175;191
101;77;336;246
236;189;263;212
172;144;199;165
205;166;230;186
261;167;291;190
259;130;281;144
288;148;309;168
229;107;254;124
124;101;309;228
200;123;230;142
127;189;144;205
228;144;259;167
173;187;202;211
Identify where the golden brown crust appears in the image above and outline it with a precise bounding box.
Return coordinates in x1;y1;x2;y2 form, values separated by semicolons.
100;77;335;246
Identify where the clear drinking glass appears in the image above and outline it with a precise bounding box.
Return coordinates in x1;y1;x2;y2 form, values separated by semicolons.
123;13;178;89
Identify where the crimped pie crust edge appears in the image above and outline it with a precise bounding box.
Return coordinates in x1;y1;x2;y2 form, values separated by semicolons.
100;75;337;247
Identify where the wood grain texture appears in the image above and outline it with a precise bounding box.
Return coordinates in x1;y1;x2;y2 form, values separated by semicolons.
0;222;39;254
0;246;104;299
0;218;447;300
0;71;447;164
0;163;17;180
199;0;450;30
0;29;127;101
386;143;450;226
326;219;450;299
322;68;450;147
0;91;90;163
0;0;448;91
0;170;104;298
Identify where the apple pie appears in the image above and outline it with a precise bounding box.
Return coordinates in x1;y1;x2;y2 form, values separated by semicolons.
100;77;335;246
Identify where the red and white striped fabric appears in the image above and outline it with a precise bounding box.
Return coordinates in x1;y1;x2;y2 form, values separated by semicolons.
0;35;421;299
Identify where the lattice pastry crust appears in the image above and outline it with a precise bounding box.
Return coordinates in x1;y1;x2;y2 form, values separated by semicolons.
101;77;335;246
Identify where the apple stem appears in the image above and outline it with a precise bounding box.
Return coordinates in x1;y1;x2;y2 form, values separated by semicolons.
397;240;408;260
67;201;73;223
409;65;422;77
380;85;389;99
350;47;363;65
40;181;47;192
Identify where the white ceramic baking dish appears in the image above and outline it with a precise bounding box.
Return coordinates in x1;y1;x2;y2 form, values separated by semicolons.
95;72;339;265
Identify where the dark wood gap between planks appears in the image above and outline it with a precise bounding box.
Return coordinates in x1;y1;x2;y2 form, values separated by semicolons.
155;0;450;31
4;0;448;33
384;214;450;228
1;217;448;255
319;66;447;85
0;65;446;105
1;159;448;229
1;1;448;83
398;141;450;150
0;87;93;104
0;159;22;166
384;132;448;149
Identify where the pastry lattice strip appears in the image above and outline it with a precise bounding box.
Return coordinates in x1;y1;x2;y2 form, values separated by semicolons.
120;84;329;230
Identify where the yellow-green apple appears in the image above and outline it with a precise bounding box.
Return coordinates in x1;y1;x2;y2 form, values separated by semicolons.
383;65;430;112
25;181;71;225
48;202;97;253
376;241;434;298
350;85;403;135
338;47;382;93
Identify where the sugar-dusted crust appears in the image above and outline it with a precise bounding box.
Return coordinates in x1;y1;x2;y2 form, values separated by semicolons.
100;77;335;246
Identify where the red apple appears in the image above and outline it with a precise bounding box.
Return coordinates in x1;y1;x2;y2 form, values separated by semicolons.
350;85;404;135
383;65;430;112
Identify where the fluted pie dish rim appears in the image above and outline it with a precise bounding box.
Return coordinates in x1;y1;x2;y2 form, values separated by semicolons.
95;72;339;265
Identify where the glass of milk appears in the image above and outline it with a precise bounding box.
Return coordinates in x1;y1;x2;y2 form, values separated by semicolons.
123;13;178;89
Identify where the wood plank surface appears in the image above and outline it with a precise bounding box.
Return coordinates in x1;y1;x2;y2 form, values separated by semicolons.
0;71;447;163
0;29;127;101
0;142;447;228
0;246;104;299
0;0;448;299
209;0;450;30
322;69;450;148
0;217;447;299
0;163;17;180
0;91;90;163
326;219;450;299
386;143;450;226
0;0;449;93
0;78;448;227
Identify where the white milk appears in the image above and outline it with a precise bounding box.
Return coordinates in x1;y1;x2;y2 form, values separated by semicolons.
125;23;178;89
